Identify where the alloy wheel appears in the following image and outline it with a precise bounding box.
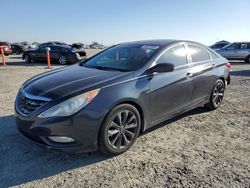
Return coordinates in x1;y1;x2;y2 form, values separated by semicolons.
59;56;67;65
107;110;138;149
212;81;224;107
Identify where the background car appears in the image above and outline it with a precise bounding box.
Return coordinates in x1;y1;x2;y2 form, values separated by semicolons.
71;43;87;49
210;40;230;51
71;43;87;56
11;44;28;54
15;40;230;155
216;42;250;63
22;45;85;65
0;42;12;55
38;41;68;48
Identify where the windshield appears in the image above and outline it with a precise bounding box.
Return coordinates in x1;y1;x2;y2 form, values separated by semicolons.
84;44;160;71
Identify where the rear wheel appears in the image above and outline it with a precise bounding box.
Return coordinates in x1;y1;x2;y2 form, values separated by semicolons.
58;56;67;65
205;79;225;110
99;104;141;156
246;55;250;63
24;54;31;63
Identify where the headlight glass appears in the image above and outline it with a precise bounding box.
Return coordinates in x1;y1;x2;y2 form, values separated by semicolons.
39;89;100;118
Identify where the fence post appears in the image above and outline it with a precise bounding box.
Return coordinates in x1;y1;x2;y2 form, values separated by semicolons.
46;47;52;69
1;47;6;66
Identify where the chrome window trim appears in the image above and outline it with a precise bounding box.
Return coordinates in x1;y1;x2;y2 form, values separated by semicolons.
149;42;223;70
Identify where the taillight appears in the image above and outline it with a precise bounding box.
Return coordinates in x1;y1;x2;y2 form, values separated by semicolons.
226;62;231;69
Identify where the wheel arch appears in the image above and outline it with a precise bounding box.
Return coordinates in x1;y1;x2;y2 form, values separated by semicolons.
97;99;146;145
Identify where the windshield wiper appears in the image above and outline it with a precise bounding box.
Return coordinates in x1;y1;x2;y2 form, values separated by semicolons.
84;65;129;72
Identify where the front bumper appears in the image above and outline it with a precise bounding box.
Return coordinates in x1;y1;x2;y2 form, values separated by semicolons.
15;108;105;153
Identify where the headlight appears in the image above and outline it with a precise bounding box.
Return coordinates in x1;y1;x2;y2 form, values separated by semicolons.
38;89;100;118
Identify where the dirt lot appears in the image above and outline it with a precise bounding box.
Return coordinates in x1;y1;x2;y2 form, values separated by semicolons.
0;52;249;187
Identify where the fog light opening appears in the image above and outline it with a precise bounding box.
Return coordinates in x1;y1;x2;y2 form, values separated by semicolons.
48;136;75;143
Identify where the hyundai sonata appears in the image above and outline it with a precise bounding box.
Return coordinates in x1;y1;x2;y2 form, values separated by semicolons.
15;40;230;155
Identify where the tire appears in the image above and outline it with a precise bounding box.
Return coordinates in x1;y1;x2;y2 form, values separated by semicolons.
205;79;225;110
58;56;67;65
246;55;250;63
99;104;141;156
24;54;31;63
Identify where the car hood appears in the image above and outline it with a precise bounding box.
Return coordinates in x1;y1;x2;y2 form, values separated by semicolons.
22;65;133;100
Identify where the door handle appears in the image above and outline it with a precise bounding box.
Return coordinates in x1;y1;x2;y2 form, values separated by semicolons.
186;72;193;78
212;64;216;68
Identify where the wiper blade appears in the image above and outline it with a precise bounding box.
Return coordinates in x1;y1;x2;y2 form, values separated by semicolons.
85;65;129;72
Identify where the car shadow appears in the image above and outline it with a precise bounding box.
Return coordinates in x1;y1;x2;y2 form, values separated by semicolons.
0;115;109;187
142;107;209;135
0;107;209;187
230;70;250;77
229;60;246;65
2;61;64;67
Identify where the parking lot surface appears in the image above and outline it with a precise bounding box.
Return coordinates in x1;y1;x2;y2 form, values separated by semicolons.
0;53;249;187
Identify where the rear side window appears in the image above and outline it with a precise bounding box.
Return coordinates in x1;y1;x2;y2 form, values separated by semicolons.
239;43;248;49
188;44;210;63
209;50;220;59
156;44;188;67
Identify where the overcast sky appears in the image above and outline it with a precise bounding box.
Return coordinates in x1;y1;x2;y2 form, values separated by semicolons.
1;0;249;45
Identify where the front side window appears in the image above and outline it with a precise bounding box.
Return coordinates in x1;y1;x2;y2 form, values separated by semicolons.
188;44;210;63
38;46;47;51
84;44;160;71
223;43;237;50
156;44;187;67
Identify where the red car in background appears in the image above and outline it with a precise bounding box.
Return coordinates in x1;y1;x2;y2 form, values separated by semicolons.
0;42;12;55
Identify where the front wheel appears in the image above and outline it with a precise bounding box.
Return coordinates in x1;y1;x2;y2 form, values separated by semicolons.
99;104;141;156
58;56;67;65
205;79;225;110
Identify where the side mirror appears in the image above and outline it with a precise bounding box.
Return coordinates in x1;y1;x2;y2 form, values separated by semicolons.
147;63;175;74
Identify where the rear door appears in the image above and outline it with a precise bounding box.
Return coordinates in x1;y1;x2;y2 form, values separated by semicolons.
149;43;194;125
234;43;250;59
49;46;61;61
32;46;47;61
187;43;218;104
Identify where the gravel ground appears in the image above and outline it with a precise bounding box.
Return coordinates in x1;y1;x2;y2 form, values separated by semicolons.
0;53;249;187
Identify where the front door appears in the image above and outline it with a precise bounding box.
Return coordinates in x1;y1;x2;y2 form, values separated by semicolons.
149;44;193;125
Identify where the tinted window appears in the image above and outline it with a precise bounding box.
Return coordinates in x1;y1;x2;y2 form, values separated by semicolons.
38;46;47;51
188;45;210;62
239;43;248;49
156;45;187;67
223;43;237;50
50;46;59;51
84;44;160;71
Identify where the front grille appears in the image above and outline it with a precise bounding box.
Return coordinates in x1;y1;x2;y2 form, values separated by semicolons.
17;92;48;115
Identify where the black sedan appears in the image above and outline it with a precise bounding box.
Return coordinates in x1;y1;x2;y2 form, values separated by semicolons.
15;40;230;155
22;45;86;65
11;44;28;54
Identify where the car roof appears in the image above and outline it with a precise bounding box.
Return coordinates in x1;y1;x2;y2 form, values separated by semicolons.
47;44;71;49
118;39;205;48
234;42;250;43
